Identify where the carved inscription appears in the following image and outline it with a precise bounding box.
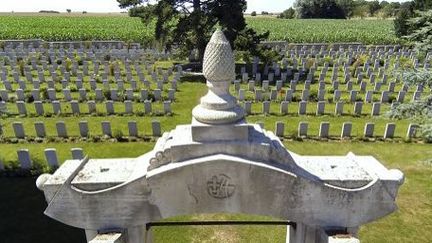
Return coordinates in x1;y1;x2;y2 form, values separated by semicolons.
207;174;236;199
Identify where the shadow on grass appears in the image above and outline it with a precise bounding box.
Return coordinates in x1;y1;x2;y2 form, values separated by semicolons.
0;177;86;243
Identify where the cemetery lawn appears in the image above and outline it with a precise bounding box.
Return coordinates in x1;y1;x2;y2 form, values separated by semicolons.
1;141;431;242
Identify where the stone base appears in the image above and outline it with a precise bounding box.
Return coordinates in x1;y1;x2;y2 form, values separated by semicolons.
191;119;249;142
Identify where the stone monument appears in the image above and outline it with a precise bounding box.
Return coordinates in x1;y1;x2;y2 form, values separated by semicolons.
37;30;404;243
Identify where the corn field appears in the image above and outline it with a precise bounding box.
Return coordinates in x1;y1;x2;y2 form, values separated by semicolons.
0;15;400;45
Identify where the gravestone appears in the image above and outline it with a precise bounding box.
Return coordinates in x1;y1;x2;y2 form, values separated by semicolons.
56;122;68;138
17;149;32;170
381;91;389;103
128;121;138;137
71;101;80;115
52;101;61;115
244;101;252;115
335;102;344;115
341;122;352;138
163;101;172;114
17;101;27;115
316;101;325;115
144;100;152;114
280;101;289;115
371;102;381;116
275;122;285;137
298;122;308;137
354;102;363;115
34;122;46;138
79;121;89;137
34;101;45;116
384;123;396;139
364;123;375;137
88;101;97;114
71;148;84;160
406;124;418;139
262;101;270;114
154;89;162;101
397;91;406;103
319;122;330;138
350;90;358;103
102;121;112;137
45;149;59;168
365;91;373;103
151;121;161;137
106;101;115;115
238;89;245;101
125;101;133;114
13;122;25;138
333;90;341;102
298;101;307;115
285;89;293;101
255;89;263;102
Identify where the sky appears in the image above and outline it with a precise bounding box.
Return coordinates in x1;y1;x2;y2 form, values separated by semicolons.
0;0;409;13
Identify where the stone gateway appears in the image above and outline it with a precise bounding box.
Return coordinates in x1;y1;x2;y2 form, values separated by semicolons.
37;30;404;243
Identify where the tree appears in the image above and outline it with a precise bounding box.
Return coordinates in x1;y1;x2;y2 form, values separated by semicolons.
66;9;71;13
118;0;269;62
415;0;432;10
367;0;381;16
405;10;432;52
294;0;346;19
278;8;295;19
261;11;269;15
353;4;369;19
394;1;417;37
336;0;355;19
251;11;257;16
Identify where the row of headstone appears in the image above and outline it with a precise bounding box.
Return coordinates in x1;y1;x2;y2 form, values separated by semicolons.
0;87;177;103
238;78;426;94
6;100;172;116
7;120;415;141
10;120;163;139
236;87;417;104
0;74;179;91
8;148;85;171
238;47;431;84
243;101;386;116
0;56;178;82
273;121;417;140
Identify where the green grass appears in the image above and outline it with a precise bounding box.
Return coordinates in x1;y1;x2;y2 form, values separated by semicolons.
1;141;430;242
0;15;399;44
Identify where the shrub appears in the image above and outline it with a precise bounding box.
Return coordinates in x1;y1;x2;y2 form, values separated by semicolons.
251;11;257;17
113;130;124;141
278;8;295;19
420;123;432;143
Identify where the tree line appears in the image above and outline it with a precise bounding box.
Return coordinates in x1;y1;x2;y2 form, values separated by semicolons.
274;0;430;20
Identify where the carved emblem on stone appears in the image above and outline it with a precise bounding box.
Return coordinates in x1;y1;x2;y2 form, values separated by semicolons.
207;174;236;199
